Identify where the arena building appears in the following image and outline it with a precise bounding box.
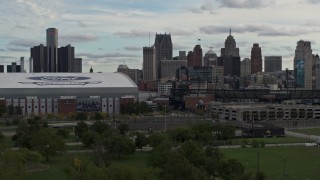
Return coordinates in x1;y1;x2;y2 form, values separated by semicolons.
0;73;138;115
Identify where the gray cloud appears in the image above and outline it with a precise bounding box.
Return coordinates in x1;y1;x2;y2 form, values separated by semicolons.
77;21;87;27
7;47;29;52
76;52;139;59
60;34;98;44
217;0;275;8
173;44;189;51
114;30;149;38
8;39;42;48
163;28;194;36
187;1;217;14
0;49;5;51
199;24;315;37
124;46;141;51
306;0;320;3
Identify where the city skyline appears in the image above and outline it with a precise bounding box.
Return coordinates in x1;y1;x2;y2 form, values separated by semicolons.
0;0;320;72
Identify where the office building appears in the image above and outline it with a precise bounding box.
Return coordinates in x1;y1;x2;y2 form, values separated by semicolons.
294;40;313;89
203;50;217;67
178;51;187;60
264;56;282;73
0;65;4;73
241;58;251;77
161;59;187;79
58;45;74;72
20;57;25;73
7;62;21;73
187;45;203;67
143;46;157;81
154;33;173;79
221;29;239;57
46;28;58;72
251;43;262;74
117;64;142;84
220;29;241;77
73;58;82;73
31;44;47;72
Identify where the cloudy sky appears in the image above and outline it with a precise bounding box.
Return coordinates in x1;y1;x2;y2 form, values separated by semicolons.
0;0;320;72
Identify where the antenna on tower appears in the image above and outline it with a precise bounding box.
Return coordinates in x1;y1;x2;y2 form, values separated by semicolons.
229;28;232;35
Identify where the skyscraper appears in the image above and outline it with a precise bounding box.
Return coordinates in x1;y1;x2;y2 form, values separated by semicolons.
0;65;4;73
154;33;173;79
187;45;203;67
31;44;47;72
251;43;262;74
203;50;217;67
294;40;313;89
46;28;58;72
264;56;282;73
241;58;251;77
20;57;25;73
221;29;239;57
193;45;203;67
143;46;157;81
7;62;21;73
220;29;240;77
73;58;82;73
58;45;74;72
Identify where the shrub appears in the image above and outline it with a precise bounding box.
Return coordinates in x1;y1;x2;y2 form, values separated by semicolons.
260;141;266;148
251;140;259;148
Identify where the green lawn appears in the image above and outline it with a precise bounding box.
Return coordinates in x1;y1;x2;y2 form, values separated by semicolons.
24;153;73;180
25;152;150;180
292;128;320;136
222;146;320;180
231;136;311;145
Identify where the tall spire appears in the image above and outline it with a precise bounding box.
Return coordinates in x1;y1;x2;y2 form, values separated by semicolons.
229;28;231;35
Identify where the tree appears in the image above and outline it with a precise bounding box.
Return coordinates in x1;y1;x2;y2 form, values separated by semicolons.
0;149;42;179
103;134;135;159
217;158;248;180
94;112;103;120
180;141;206;167
81;131;97;148
147;132;168;147
91;120;110;134
135;133;147;151
30;129;65;161
6;105;14;116
162;152;208;180
168;128;193;143
76;112;88;121
75;121;89;138
148;140;174;169
55;128;70;139
117;123;129;135
14;106;22;117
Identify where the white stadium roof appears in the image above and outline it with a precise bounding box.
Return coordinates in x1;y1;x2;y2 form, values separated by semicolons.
0;73;138;98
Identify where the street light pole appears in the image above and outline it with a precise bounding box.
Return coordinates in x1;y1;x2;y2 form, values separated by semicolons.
164;106;167;132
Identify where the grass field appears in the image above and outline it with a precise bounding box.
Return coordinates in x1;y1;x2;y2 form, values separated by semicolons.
291;128;320;136
232;136;311;145
222;146;320;180
25;152;150;180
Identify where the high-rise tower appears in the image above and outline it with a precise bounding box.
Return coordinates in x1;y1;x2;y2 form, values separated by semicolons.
251;43;262;74
221;29;239;57
294;40;313;89
143;46;157;81
154;33;173;79
219;29;240;77
46;28;58;72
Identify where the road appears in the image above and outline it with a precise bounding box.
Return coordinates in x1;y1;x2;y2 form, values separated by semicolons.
285;130;320;141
